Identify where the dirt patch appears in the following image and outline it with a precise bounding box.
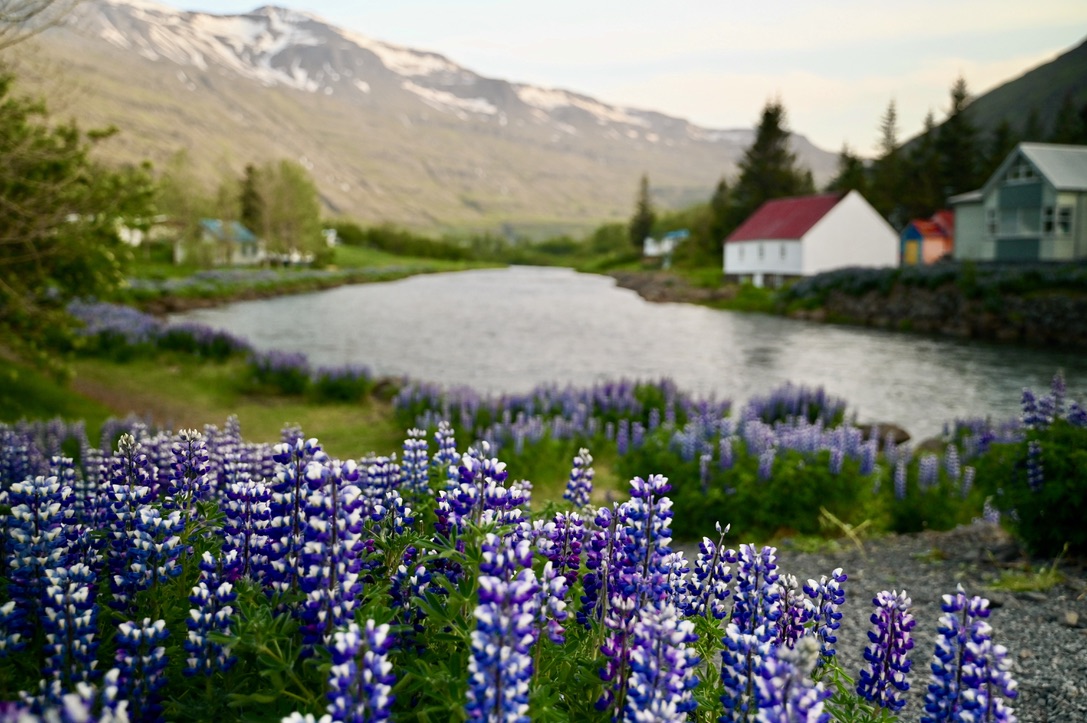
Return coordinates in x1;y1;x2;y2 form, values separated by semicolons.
608;270;736;304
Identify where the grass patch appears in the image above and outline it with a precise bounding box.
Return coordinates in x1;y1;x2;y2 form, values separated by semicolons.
0;355;115;441
989;545;1069;593
69;355;403;459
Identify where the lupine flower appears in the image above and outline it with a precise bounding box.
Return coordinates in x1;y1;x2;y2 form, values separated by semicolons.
961;466;976;498
622;603;699;723
12;667;131;723
919;454;939;489
803;567;847;665
535;560;569;644
115;618;169;723
894;459;908;500
389;546;430;643
536;511;584;587
165;429;211;514
267;436;329;594
466;534;539;722
221;477;272;582
41;563;100;694
958;620;1018;722
327;620;396;723
683;521;734;620
400;428;430;499
579;504;618;628
922;585;1000;723
757;447;775;481
857;589;915;712
719;435;734;470
184;552;237;676
563;448;594;509
774;574;814;649
432;421;460;487
1025;441;1043;491
3;474;73;649
755;636;830;723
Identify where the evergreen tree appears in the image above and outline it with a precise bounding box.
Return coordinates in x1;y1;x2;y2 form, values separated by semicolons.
1022;109;1045;142
984;119;1019;178
705;177;730;257
901;111;943;220
825;144;868;195
724;99;813;233
239;163;264;235
628;173;655;251
934;76;981;198
1049;93;1087;144
868;100;905;223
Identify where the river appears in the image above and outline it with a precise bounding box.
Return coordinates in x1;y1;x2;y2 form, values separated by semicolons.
168;266;1087;440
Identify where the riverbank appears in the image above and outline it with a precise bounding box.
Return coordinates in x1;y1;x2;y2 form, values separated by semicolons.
609;266;1087;349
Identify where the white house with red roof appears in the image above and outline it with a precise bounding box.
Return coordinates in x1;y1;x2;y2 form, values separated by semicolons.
723;190;898;288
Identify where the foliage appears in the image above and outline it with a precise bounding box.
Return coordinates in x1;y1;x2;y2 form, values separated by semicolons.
628;173;656;250
332;221;473;262
0;69;155;369
973;378;1087;557
249;159;327;264
723;100;815;235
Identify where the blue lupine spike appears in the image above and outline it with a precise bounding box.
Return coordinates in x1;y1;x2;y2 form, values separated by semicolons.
857;589;915;712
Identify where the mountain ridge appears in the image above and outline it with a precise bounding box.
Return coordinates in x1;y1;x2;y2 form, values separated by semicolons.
19;0;836;236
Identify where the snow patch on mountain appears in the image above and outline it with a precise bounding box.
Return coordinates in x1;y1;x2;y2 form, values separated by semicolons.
514;85;650;128
402;81;497;117
335;27;460;78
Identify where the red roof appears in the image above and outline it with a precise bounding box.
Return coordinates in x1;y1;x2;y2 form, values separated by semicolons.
726;193;843;243
931;209;954;236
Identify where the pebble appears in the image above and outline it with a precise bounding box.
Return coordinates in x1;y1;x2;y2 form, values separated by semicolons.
680;524;1087;723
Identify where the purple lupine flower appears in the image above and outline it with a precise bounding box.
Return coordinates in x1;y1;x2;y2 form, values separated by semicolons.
683;521;734;620
578;504;618;628
757;447;775;481
775;574;814;649
961;466;976;498
720;619;775;719
165;429;211;514
298;459;365;653
432;421;460;488
958;620;1018;722
803;567;848;665
944;444;961;483
617;420;630;456
1067;401;1087;427
221;477;272;582
857;589;915;712
1025;441;1043;491
327;620;396;723
42;563;100;694
535;560;569;644
563;448;594;509
859;438;878;477
921;585;995;723
184;552;237;676
389;546;430;644
267;436;329;594
894;459;908;500
400;428;430;499
719;435;734;470
1020;389;1045;430
731;544;782;636
918;454;939;490
755;636;830;723
622;602;700;722
537;511;584;587
466;534;539;723
720;549;783;718
115;618;169;723
2;474;72;650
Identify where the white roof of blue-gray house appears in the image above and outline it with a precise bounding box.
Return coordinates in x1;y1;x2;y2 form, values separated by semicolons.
1015;143;1087;191
200;219;258;243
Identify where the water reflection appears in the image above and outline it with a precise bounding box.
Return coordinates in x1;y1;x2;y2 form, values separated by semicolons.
169;266;1086;441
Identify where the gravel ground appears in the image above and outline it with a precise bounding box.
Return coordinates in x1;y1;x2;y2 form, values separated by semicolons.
682;522;1087;722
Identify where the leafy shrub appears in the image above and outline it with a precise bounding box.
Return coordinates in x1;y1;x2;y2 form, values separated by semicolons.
311;364;373;402
158;324;251;361
975;413;1087;556
246;350;311;395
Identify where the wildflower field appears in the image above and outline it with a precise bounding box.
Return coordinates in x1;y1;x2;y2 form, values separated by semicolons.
1;301;1082;722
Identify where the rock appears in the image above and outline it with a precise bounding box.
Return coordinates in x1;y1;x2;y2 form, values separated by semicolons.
1021;591;1048;603
1063;610;1081;628
855;422;910;445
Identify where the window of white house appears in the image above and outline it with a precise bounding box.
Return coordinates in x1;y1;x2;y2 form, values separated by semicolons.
1044;206;1055;234
739;247;744;260
758;243;764;259
780;243;786;259
1058;207;1073;235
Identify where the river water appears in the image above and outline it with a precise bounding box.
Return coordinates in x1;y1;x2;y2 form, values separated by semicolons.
168;266;1087;440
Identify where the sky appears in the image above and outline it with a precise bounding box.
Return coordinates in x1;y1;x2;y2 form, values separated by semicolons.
177;1;1087;157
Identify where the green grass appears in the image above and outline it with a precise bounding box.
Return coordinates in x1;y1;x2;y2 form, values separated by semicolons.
0;355;115;442
69;355;403;460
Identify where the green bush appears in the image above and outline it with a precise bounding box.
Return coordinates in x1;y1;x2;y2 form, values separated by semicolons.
975;419;1087;556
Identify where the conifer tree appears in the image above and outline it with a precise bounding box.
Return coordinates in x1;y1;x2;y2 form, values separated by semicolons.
934;76;981;197
628;173;655;251
868;100;905;224
239;163;264;235
724;99;814;233
825;144;868;196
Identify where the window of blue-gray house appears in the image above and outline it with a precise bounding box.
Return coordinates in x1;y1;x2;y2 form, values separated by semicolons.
1044;206;1054;234
987;208;996;234
1058;207;1073;235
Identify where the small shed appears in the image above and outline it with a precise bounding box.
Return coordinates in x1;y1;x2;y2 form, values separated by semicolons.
901;210;954;265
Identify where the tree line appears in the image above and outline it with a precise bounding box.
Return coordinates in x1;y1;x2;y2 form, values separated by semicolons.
629;77;1087;266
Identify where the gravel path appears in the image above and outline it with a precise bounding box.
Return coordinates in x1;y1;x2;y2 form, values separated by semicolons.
769;523;1087;722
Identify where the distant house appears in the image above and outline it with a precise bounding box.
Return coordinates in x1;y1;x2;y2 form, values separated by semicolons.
643;229;689;266
953;142;1087;261
901;210;954;265
723;190;898;288
175;219;265;266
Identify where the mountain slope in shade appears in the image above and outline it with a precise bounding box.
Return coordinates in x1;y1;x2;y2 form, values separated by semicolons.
22;0;837;235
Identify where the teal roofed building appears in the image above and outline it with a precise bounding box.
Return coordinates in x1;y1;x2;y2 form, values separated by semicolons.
175;219;266;266
954;143;1087;261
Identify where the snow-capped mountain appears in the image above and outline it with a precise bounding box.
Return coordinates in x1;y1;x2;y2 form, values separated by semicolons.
36;0;835;233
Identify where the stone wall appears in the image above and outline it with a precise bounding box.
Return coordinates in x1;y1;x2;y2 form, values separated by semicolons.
791;284;1087;347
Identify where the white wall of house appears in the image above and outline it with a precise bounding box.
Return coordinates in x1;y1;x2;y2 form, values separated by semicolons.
724;239;802;284
801;191;898;275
